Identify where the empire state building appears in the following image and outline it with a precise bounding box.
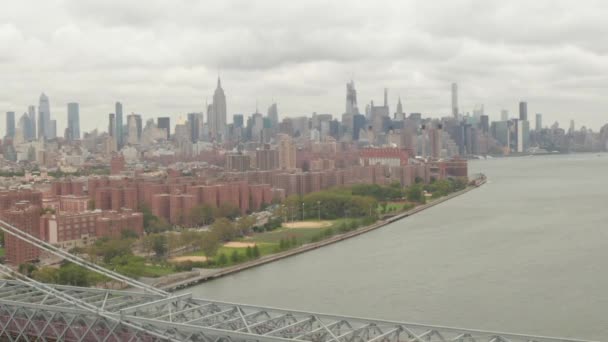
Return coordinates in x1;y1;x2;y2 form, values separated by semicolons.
208;77;227;142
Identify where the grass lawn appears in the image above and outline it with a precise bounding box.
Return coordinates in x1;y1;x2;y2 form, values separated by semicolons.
187;242;277;258
0;248;4;257
249;227;328;244
141;264;176;277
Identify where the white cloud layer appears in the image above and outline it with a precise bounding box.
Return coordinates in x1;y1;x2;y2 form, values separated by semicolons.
1;0;607;134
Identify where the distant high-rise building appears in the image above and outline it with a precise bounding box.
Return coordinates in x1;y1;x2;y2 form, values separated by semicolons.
535;113;542;131
500;109;509;122
127;114;141;144
38;93;51;139
108;113;116;137
394;97;405;121
480;115;489;134
48;120;57;139
519;101;528;121
209;77;227;141
451;83;459;119
16;113;31;144
267;103;279;127
157;117;170;139
5;111;15;138
115;102;123;148
353;114;366;141
187;113;200;142
569;120;575;134
345;80;359;115
233;114;244;128
277;134;296;170
383;88;389;112
27;105;36;139
67;102;80;140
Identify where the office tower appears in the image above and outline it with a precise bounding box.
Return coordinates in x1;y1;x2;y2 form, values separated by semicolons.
451;83;458;119
394;97;405;121
157;117;170;139
519;101;528;121
115;102;123;148
345;80;359;115
500;110;509;122
383;88;389;111
127;114;140;144
267;103;279;127
209;77;227;141
5;112;15;138
48;120;57;139
67;102;80;140
429;122;442;159
480;115;489;134
535;113;542;131
108;113;116;137
135;115;142;140
491;121;510;147
277;134;296;170
16;113;31;144
38;93;51;139
187;113;200;142
569;120;575;134
233;114;244;128
27;105;36;139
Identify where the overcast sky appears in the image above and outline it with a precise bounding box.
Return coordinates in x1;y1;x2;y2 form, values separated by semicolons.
1;0;607;134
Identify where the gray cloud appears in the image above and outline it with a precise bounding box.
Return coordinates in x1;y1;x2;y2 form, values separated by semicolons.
0;0;607;135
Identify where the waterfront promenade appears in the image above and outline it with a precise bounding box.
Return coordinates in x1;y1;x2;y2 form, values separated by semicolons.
161;176;486;291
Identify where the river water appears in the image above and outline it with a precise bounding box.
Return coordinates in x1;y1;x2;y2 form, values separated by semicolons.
185;153;608;341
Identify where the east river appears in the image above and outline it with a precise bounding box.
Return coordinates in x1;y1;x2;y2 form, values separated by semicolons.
185;153;608;341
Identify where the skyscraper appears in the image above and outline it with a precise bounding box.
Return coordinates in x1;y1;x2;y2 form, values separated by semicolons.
451;83;458;119
394;97;405;121
277;134;296;170
209;77;227;141
535;113;542;131
67;102;80;140
27;105;36;140
345;80;359;116
233;114;244;128
127;114;141;145
157;117;170;139
500;110;509;122
38;93;51;139
519;101;528;121
108;113;116;137
115;102;123;148
5;112;15;138
267;103;279;127
187;113;200;142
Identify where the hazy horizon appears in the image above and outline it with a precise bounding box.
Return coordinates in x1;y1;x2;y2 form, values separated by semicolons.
2;0;608;134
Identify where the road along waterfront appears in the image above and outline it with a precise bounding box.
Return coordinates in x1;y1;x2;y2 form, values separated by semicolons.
183;153;608;341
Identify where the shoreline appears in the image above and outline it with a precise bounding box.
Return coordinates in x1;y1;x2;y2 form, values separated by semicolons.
162;177;487;292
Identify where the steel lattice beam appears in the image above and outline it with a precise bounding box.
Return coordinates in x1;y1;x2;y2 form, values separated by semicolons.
0;280;597;342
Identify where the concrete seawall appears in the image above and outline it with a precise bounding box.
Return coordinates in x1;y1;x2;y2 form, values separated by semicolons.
162;178;486;292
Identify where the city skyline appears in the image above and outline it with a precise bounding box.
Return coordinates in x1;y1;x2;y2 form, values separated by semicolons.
2;1;608;134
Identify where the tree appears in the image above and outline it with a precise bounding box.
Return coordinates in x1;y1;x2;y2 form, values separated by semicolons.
245;246;253;259
211;218;235;242
32;267;58;283
217;253;228;265
230;249;240;263
189;204;216;226
252;245;260;258
235;215;256;236
199;231;220;258
121;229;139;239
151;234;168;258
215;203;240;220
406;184;425;203
57;263;91;287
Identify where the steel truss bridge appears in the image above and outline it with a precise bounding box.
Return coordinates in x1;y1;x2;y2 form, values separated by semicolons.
0;220;596;342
